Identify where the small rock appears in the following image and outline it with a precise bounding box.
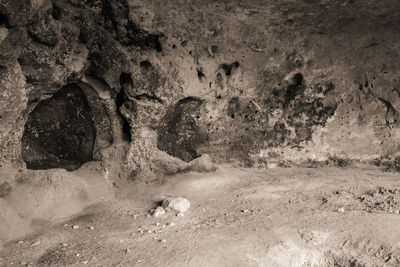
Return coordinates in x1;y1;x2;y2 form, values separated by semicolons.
160;239;167;243
72;225;79;229
82;260;88;265
156;223;160;226
163;197;190;213
241;209;249;213
126;249;131;253
89;226;94;230
168;222;175;226
147;230;152;234
31;240;40;247
76;253;80;257
176;212;184;217
17;240;24;244
151;206;166;217
338;207;345;213
63;224;68;227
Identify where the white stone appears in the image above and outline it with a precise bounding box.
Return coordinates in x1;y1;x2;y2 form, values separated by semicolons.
30;240;40;247
152;206;166;217
163;197;190;213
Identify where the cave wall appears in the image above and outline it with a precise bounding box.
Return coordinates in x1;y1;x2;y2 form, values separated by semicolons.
1;0;400;176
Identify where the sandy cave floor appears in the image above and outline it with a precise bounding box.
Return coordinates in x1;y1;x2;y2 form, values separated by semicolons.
1;165;400;266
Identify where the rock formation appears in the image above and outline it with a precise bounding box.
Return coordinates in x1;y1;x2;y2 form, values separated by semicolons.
1;0;400;178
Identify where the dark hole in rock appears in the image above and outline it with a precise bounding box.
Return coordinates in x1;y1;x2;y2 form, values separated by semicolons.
140;60;152;69
134;94;163;104
197;69;206;81
21;84;96;171
221;62;240;76
0;12;10;28
284;73;304;107
157;97;208;162
144;34;162;52
52;3;62;20
117;73;133;141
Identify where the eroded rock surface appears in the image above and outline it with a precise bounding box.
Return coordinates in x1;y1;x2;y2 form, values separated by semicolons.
0;0;399;177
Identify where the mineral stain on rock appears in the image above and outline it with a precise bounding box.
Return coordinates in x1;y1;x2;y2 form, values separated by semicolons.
21;84;96;171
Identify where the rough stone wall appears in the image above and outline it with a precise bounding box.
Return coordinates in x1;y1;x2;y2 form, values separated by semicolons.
1;0;400;176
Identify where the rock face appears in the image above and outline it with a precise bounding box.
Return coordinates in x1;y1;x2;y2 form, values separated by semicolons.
1;0;400;177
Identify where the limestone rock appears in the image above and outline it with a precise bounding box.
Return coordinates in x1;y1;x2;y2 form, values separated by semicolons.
151;206;166;217
162;197;190;213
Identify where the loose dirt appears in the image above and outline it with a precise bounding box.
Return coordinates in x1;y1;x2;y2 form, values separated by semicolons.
1;165;400;266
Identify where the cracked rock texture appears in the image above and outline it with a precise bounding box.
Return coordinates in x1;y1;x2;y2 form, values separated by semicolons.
1;0;400;177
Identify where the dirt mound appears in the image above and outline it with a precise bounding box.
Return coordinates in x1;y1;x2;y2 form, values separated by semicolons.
0;165;114;249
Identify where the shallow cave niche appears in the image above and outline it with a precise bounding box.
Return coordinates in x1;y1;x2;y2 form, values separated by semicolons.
21;83;96;171
117;72;133;141
157;97;208;162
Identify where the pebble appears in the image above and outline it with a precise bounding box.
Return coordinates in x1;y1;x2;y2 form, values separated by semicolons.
163;197;190;213
147;230;152;234
63;224;68;227
167;222;175;226
17;240;24;244
31;240;41;247
177;212;184;217
89;226;94;230
160;239;167;243
338;207;345;213
76;253;80;257
241;209;249;213
82;260;88;265
72;225;79;229
126;249;131;253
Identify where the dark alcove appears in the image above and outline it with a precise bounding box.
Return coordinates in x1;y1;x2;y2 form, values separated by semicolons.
21;83;96;171
157;97;208;162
